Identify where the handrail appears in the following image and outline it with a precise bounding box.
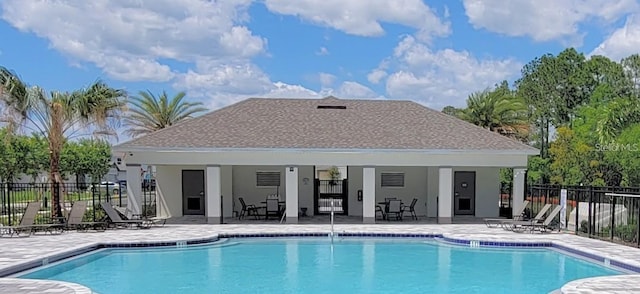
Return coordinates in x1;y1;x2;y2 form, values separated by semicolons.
330;198;335;243
605;193;640;198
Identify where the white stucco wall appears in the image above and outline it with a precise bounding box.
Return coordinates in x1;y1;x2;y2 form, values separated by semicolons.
347;166;499;218
297;166;315;216
376;166;429;217
427;167;439;217
347;166;429;217
231;165;315;216
232;165;284;209
347;166;363;216
155;164;500;219
155;165;234;218
426;167;501;218
455;167;500;218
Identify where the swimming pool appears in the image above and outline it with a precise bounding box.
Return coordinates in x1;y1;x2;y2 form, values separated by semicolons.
19;237;622;293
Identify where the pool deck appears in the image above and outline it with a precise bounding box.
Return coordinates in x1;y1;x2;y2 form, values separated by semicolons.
2;224;640;293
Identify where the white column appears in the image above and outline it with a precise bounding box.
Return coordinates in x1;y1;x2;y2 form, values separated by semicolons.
125;164;142;215
438;167;453;224
285;166;299;223
512;168;526;218
363;167;376;223
206;165;222;224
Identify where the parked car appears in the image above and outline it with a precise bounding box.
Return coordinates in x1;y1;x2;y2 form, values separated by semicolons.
89;181;120;194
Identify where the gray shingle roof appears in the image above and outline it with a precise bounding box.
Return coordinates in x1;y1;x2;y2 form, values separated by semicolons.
115;96;539;153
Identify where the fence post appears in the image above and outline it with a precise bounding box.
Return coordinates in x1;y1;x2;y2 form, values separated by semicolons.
574;189;580;234
4;183;11;226
610;195;616;240
91;184;95;222
220;195;224;224
560;188;567;231
587;186;595;237
637;199;640;248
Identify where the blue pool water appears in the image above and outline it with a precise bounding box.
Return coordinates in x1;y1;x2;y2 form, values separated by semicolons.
20;238;621;293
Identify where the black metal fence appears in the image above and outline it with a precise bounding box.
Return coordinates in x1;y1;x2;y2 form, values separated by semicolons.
315;179;348;215
0;182;156;226
499;182;512;217
527;184;640;247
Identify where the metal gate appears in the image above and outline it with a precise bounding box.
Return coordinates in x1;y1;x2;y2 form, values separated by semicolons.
314;179;348;215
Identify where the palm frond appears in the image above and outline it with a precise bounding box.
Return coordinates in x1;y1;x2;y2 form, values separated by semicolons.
124;90;207;138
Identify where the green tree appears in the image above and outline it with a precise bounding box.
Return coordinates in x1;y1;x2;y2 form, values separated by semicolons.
13;134;48;182
442;106;463;117
527;156;550;184
612;125;640;185
459;82;529;141
0;67;127;217
515;54;556;159
61;139;112;187
590;55;640;143
0;128;19;182
124;90;207;138
549;127;592;185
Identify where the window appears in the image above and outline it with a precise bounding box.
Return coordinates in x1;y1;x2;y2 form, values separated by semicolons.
257;171;281;187
381;172;404;187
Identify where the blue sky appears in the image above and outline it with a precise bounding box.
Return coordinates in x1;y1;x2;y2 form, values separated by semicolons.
1;0;639;114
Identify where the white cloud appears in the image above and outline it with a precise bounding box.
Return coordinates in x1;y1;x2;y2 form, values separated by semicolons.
332;81;382;99
316;47;330;56
367;69;388;84
0;0;264;82
263;0;450;41
591;14;640;61
463;0;638;43
318;72;337;87
382;36;522;109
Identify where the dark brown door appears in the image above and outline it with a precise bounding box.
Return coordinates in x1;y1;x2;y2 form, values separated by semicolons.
182;170;205;215
454;171;475;215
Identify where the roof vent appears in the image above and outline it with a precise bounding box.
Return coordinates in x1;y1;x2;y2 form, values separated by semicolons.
317;105;347;109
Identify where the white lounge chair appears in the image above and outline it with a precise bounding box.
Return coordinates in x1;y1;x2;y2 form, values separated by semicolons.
484;200;530;228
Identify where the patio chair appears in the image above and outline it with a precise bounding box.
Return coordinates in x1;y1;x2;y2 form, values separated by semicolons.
66;200;108;232
513;205;562;233
100;202;152;229
238;197;262;220
401;198;418;220
265;198;280;220
484;200;530;228
0;201;42;237
386;199;403;221
375;205;385;220
502;203;553;232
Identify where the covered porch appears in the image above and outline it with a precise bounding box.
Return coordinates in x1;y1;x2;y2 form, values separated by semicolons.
118;148;532;224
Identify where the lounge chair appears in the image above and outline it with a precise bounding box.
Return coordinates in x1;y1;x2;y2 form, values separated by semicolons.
514;206;562;233
114;205;171;227
66;200;108;232
0;201;42;237
484;200;530;228
503;204;554;232
101;202;152;229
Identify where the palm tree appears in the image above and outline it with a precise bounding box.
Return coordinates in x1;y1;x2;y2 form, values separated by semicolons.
0;66;127;218
124;90;207;138
459;89;529;141
596;96;640;144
